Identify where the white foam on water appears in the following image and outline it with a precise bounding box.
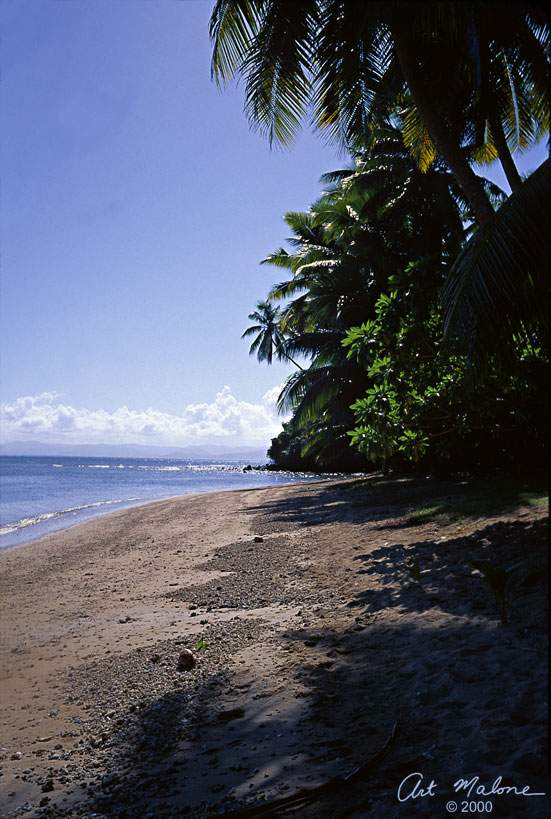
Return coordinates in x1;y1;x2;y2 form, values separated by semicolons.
0;497;142;536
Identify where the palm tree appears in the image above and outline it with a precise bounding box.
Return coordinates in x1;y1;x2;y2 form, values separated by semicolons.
241;300;304;368
251;130;473;466
442;158;550;359
210;0;548;226
211;1;549;359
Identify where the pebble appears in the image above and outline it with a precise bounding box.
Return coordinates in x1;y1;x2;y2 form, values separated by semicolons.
177;650;196;671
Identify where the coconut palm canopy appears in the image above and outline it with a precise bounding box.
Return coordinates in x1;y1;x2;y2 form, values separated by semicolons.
210;1;548;217
211;1;549;360
239;129;545;471
211;1;548;473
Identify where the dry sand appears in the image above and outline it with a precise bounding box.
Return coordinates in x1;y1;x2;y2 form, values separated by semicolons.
0;477;548;818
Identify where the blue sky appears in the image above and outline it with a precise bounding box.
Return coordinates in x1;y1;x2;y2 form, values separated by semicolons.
1;0;548;447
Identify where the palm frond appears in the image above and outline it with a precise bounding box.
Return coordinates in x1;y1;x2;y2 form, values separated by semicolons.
311;0;387;148
401;103;438;172
241;324;262;338
277;366;342;422
242;1;319;145
319;168;355;185
443;159;550;358
261;248;294;269
210;0;262;82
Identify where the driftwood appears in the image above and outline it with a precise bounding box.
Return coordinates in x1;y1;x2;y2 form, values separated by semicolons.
209;722;399;818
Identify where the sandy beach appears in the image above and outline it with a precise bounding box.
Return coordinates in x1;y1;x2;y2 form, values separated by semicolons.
0;477;548;818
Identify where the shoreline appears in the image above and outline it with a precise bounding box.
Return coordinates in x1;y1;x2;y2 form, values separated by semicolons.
0;477;548;817
0;474;337;552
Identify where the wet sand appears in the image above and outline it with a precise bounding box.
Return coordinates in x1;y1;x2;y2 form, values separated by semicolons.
0;477;548;818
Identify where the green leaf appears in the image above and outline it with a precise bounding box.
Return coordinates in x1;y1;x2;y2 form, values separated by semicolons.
443;160;550;362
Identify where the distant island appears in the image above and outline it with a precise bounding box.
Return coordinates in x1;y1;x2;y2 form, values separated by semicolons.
0;440;269;462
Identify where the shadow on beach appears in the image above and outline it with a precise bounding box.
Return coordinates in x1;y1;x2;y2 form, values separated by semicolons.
243;476;548;531
56;480;549;819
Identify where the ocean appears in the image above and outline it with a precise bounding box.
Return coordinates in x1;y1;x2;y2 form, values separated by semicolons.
0;456;323;549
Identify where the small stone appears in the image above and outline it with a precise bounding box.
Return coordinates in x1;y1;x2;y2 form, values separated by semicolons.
177;650;196;671
217;707;245;722
254;536;264;543
41;780;54;793
10;752;22;761
150;654;161;664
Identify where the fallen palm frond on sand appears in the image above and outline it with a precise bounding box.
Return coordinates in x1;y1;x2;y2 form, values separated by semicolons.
211;722;399;818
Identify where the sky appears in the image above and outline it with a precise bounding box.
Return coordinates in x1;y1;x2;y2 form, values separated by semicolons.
0;0;548;449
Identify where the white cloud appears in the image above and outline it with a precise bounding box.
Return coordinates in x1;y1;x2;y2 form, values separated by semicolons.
0;386;287;446
262;384;283;406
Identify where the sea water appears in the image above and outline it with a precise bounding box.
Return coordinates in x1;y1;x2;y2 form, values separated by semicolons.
0;456;323;549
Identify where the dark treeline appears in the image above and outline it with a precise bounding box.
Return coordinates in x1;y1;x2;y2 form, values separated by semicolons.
211;1;549;476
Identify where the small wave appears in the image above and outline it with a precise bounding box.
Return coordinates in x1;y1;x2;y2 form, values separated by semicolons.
185;463;242;472
52;464;64;468
135;465;180;472
136;465;183;472
70;462;248;474
135;463;243;473
0;497;141;536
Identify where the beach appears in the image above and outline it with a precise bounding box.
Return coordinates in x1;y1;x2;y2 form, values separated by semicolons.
0;477;548;818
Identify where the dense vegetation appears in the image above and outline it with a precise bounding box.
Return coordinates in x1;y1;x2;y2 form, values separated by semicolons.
211;1;549;475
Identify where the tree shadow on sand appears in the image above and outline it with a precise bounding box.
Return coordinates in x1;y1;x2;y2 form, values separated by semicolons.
277;613;549;818
76;485;548;819
243;477;547;533
84;610;548;819
348;518;548;626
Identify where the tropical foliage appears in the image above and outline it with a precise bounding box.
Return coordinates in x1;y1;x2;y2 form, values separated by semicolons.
210;1;548;221
210;2;549;475
243;128;547;472
211;1;549;355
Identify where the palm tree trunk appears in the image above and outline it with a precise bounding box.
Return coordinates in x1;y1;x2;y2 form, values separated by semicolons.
276;344;304;371
488;112;523;193
284;354;305;371
392;28;496;226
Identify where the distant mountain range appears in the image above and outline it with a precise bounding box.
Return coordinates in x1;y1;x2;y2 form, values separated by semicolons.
0;440;270;462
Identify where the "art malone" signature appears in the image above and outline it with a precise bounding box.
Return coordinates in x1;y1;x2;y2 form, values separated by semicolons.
397;772;546;802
